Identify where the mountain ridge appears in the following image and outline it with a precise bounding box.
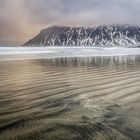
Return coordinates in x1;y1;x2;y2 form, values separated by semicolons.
23;25;140;47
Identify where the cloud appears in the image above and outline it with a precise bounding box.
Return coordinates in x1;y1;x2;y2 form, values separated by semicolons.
0;0;140;45
25;0;63;25
0;1;25;45
24;0;140;26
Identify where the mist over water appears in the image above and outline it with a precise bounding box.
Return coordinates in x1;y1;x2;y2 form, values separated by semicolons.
0;56;140;140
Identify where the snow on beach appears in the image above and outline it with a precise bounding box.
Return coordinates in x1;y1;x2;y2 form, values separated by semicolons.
0;47;140;61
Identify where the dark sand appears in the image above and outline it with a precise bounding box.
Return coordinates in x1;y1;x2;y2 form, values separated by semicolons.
0;56;140;140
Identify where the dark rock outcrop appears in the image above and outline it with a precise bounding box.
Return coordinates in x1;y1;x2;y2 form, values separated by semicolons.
23;25;140;47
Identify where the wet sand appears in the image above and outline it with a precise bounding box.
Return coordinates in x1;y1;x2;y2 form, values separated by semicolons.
0;56;140;140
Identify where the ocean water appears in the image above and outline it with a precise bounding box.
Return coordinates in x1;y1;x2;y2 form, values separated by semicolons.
0;56;140;140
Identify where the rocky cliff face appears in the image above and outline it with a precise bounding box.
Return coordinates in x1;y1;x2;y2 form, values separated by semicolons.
23;25;140;47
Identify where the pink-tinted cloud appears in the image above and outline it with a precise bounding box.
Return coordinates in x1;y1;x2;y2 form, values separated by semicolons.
0;0;140;46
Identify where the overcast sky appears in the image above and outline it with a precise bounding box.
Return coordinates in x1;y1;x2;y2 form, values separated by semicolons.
0;0;140;46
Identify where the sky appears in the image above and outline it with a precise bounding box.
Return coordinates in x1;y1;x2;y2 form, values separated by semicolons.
0;0;140;46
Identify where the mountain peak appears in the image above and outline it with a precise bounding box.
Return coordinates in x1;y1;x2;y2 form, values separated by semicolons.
23;25;140;47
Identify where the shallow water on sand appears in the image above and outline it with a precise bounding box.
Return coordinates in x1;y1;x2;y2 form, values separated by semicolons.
0;56;140;140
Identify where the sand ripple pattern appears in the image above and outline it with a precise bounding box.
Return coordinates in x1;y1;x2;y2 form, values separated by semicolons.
0;56;140;140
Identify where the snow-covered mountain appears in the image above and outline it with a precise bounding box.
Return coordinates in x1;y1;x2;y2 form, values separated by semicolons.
23;25;140;47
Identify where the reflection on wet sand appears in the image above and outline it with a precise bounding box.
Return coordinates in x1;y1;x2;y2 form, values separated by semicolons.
0;56;140;140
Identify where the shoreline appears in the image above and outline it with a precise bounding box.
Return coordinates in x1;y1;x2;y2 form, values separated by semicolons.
0;47;140;61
